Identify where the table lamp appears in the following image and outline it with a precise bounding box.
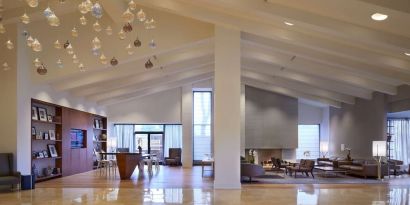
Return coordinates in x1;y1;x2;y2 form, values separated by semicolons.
372;141;386;180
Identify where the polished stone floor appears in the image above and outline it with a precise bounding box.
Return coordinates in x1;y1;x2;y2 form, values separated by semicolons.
0;166;409;204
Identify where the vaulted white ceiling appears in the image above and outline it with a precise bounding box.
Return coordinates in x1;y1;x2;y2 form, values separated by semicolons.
3;0;410;108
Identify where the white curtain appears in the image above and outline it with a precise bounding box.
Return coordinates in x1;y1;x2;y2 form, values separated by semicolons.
164;125;182;157
114;125;135;153
389;119;410;166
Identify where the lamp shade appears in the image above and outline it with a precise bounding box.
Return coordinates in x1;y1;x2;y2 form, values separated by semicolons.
341;144;345;151
320;142;329;152
372;141;386;157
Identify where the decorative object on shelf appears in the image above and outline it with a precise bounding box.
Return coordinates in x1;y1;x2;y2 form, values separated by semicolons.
118;29;126;40
6;40;14;50
128;0;137;11
48;144;58;157
110;57;118;66
37;107;48;121
32;127;36;136
36;132;42;140
93;20;102;32
80;15;87;26
134;37;141;47
49;130;56;140
137;9;146;22
123;23;133;33
71;27;78;37
56;59;63;68
31;106;39;120
2;62;10;71
37;63;47;75
47;115;53;122
20;13;30;24
42;150;49;158
126;44;133;55
26;0;39;8
43;132;49;140
149;39;156;49
105;26;112;35
145;59;153;69
38;151;44;158
32;38;42;52
100;53;108;64
91;1;103;19
0;23;6;34
122;8;134;23
100;134;107;140
372;141;387;180
44;167;53;176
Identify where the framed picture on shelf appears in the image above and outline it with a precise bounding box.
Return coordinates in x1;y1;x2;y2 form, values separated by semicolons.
38;107;48;122
47;115;53;122
44;132;49;140
42;150;49;158
32;106;38;120
32;127;36;136
49;130;56;140
38;151;44;158
48;144;58;157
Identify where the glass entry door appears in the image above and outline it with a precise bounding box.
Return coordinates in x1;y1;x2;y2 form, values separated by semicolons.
135;132;164;162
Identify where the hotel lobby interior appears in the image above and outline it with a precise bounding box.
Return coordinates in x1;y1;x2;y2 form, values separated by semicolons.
1;0;410;204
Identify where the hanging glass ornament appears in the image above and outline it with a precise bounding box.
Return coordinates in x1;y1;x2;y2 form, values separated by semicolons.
43;7;53;18
149;39;156;49
126;44;134;55
85;0;93;12
92;37;101;49
26;36;34;47
145;59;153;69
134;37;142;47
110;57;118;66
78;1;88;14
91;2;103;19
47;14;60;27
118;29;126;40
100;53;108;64
20;13;30;24
123;23;133;33
91;47;100;56
56;59;63;68
145;18;156;30
105;26;113;35
66;44;74;55
33;58;41;67
128;0;137;11
137;9;146;22
37;63;47;75
72;55;79;64
79;63;85;72
26;0;39;8
80;16;87;26
0;23;5;34
122;8;134;23
22;30;30;37
63;40;70;49
54;40;62;49
93;21;102;32
3;62;10;71
32;39;42;52
71;27;78;37
6;40;14;50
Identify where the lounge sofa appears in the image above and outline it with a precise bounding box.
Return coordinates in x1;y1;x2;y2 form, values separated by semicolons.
338;159;388;178
317;157;347;167
241;163;265;182
0;153;21;190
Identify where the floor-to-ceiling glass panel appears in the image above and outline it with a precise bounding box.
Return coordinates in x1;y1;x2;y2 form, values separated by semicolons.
193;91;212;162
135;133;149;154
150;133;164;161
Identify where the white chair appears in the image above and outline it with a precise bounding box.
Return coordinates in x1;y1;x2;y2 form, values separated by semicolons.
96;152;110;176
144;158;153;173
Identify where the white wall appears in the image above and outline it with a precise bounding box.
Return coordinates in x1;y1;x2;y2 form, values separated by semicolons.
298;102;323;124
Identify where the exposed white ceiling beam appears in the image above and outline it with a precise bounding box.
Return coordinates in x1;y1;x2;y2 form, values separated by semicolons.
242;77;341;108
98;72;214;106
51;38;213;91
242;35;410;85
243;70;355;104
242;59;373;100
243;46;397;95
70;55;213;97
88;66;213;102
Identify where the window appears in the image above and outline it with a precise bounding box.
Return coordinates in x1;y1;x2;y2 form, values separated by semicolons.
296;125;320;159
193;91;212;161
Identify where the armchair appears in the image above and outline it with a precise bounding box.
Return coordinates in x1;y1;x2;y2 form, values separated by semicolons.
164;148;181;166
286;159;315;178
0;153;21;190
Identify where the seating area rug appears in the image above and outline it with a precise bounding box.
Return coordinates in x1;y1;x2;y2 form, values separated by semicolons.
245;172;389;184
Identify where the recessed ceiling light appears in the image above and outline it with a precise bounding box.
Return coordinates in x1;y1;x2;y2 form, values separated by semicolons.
284;21;294;26
371;13;388;21
405;52;410;56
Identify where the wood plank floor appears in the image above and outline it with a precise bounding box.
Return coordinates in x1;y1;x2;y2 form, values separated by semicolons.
0;166;409;204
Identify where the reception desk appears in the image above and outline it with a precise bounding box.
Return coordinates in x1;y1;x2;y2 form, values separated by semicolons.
115;153;143;180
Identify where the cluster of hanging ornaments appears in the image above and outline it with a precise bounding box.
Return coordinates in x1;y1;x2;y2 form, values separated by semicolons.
44;6;60;26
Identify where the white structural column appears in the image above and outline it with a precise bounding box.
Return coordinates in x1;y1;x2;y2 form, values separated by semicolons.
181;85;193;167
214;26;241;189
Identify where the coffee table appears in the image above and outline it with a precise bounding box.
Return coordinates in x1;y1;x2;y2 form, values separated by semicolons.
314;166;348;177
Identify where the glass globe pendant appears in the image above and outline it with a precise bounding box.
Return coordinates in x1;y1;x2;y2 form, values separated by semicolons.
33;58;41;67
71;27;78;37
56;59;63;68
118;29;126;40
3;62;10;71
20;13;30;24
6;40;14;50
84;0;93;12
149;39;156;49
134;37;141;47
80;16;87;26
105;26;113;35
54;40;62;49
79;63;85;72
72;55;79;64
37;63;47;75
92;37;101;49
122;8;134;23
93;21;102;32
91;1;103;19
32;39;42;52
26;36;34;47
137;9;146;22
26;0;39;8
48;14;60;27
128;0;137;11
126;44;134;55
43;7;53;18
78;1;88;14
110;57;118;66
100;53;108;64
